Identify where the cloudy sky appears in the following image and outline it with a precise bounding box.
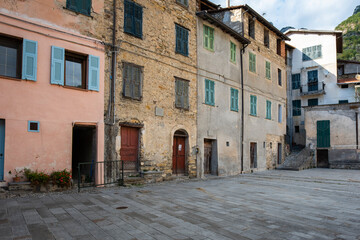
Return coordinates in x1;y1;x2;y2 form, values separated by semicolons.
210;0;358;31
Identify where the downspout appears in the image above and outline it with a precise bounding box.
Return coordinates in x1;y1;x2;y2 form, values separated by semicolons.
356;112;358;149
109;0;117;125
240;43;248;173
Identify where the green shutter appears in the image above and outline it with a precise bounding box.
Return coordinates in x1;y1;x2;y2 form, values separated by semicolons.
317;120;330;148
250;95;257;116
292;100;301;116
204;25;214;51
209;28;214;50
249;52;256;73
266;100;271;119
265;61;271;79
205;79;214;106
210;80;215;105
204;26;209;49
230;42;236;63
292;74;300;89
88;55;100;91
22;39;38;81
50;46;64;85
230;88;238;111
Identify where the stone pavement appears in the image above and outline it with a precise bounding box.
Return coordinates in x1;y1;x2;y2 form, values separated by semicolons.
1;169;360;240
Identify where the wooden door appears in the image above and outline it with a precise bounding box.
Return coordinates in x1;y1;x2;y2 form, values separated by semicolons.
204;140;212;174
172;136;186;174
120;127;139;170
250;142;257;168
0;120;4;181
317;120;330;148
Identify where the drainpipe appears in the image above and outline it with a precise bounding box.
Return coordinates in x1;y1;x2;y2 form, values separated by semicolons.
356;112;358;149
108;0;117;126
240;43;248;173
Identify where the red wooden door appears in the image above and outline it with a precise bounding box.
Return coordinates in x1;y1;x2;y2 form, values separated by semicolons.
120;127;139;170
172;136;186;174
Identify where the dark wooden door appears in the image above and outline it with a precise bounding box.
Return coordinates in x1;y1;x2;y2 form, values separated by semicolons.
120;127;139;170
317;120;330;148
204;140;212;174
250;142;257;168
172;136;186;174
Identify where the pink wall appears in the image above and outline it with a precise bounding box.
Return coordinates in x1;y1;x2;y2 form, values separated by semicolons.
0;13;105;182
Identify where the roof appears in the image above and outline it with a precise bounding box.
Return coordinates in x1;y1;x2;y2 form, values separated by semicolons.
338;59;360;65
285;43;295;50
285;29;343;53
199;0;220;10
196;11;251;45
208;4;290;40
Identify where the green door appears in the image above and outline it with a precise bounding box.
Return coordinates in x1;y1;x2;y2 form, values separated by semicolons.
317;120;330;148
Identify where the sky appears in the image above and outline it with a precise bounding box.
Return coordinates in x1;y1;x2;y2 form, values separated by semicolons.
210;0;359;31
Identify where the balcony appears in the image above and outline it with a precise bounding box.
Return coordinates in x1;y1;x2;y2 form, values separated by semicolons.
300;81;325;96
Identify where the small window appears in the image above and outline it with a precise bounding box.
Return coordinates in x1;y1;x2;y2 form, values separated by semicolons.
176;0;188;7
292;74;300;89
264;29;269;48
308;98;318;106
276;39;281;56
205;79;215;106
249;52;256;73
278;104;282;123
250;95;257;116
230;42;236;63
123;62;143;100
176;24;189;56
339;100;348;104
65;51;87;88
230;88;239;111
175;78;189;109
203;25;214;51
292;100;301;116
302;45;322;61
66;0;91;16
341;84;348;89
295;126;299;133
265;61;271;79
278;69;282;86
124;0;143;38
248;16;255;39
266;100;271;120
28;121;39;132
308;70;318;92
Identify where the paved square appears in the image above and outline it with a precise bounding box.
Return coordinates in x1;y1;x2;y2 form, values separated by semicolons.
1;169;360;240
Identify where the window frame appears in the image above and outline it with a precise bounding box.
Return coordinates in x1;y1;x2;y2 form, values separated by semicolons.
203;25;214;51
230;88;239;112
124;0;143;39
249;52;256;73
175;77;190;110
28;121;40;133
250;95;257;116
122;62;143;101
302;45;322;61
66;0;92;16
230;41;236;63
64;51;87;89
265;61;271;80
308;98;318;107
175;24;189;57
266;100;271;120
0;34;23;79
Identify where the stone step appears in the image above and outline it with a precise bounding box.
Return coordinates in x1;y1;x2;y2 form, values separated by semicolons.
8;182;32;191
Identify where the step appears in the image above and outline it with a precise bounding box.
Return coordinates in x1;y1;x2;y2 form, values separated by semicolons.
8;182;32;191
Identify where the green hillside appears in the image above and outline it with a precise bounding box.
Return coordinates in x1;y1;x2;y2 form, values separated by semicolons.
335;9;360;61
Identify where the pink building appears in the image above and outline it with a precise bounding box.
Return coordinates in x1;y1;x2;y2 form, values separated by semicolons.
0;0;105;184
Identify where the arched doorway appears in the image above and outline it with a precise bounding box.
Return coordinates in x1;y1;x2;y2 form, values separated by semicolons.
172;130;188;175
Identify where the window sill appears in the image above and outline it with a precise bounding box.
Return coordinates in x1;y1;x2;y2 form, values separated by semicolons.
0;75;22;82
230;109;239;112
265;77;271;81
63;7;92;18
62;85;90;92
124;31;143;40
175;106;190;111
265;118;271;120
175;2;189;10
204;47;214;52
176;52;189;57
249;114;257;117
122;95;142;101
204;103;215;107
230;60;237;65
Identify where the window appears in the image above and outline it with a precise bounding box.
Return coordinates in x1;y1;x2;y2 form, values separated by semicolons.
250;95;257;116
124;0;143;38
265;61;271;79
50;46;100;91
249;52;256;73
276;39;281;56
176;24;189;56
230;42;236;63
266;100;271;119
176;0;188;7
66;0;91;16
248;16;255;39
205;79;215;106
28;121;39;132
308;98;318;106
302;45;322;61
278;104;282;123
230;88;239;111
0;35;37;81
123;62;142;100
203;25;214;51
341;84;348;89
278;69;282;86
339;100;348;104
295;126;300;133
264;29;269;48
308;70;318;92
292;74;300;89
175;78;189;109
292;100;301;116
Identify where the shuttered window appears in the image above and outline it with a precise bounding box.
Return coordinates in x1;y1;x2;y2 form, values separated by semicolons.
230;88;238;111
266;100;271;119
203;25;214;51
249;52;256;73
230;42;236;63
308;98;318;106
124;0;143;38
292;73;300;89
205;79;215;106
264;29;269;48
317;120;330;148
248;17;255;39
265;61;271;79
123;62;142;100
278;104;282;123
292;100;301;116
175;78;189;109
176;24;189;56
302;45;322;61
278;68;282;86
176;0;188;7
308;70;318;91
66;0;91;16
250;95;257;116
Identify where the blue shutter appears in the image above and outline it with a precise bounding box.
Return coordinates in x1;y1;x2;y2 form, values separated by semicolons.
176;25;181;53
50;46;65;85
22;39;38;81
205;79;210;104
88;55;100;91
124;0;134;35
134;4;143;38
184;28;189;56
210;80;215;105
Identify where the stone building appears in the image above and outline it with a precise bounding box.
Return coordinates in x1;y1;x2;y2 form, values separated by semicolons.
104;0;198;178
0;0;105;184
209;5;289;172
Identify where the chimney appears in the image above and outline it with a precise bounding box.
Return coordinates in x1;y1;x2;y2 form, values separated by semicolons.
226;0;230;7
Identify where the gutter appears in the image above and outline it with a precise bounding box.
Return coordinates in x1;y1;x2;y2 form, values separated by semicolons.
240;43;249;173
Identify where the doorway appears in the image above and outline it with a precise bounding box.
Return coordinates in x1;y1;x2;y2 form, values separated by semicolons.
204;139;218;175
277;143;282;164
72;125;97;183
120;126;139;171
317;149;329;168
172;130;188;175
0;119;5;181
250;142;257;168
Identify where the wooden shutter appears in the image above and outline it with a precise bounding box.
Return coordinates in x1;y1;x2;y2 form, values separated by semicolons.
22;39;38;81
123;64;131;97
205;79;210;104
250;95;257;115
210;80;215;105
183;28;189;56
266;100;271;119
209;28;214;50
292;74;300;89
317;120;330;148
79;0;91;15
124;0;134;35
133;66;141;100
184;81;189;109
266;61;271;79
88;55;100;91
50;46;64;85
204;26;209;49
134;4;143;38
66;0;78;12
175;79;181;108
278;104;282;123
176;25;181;53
